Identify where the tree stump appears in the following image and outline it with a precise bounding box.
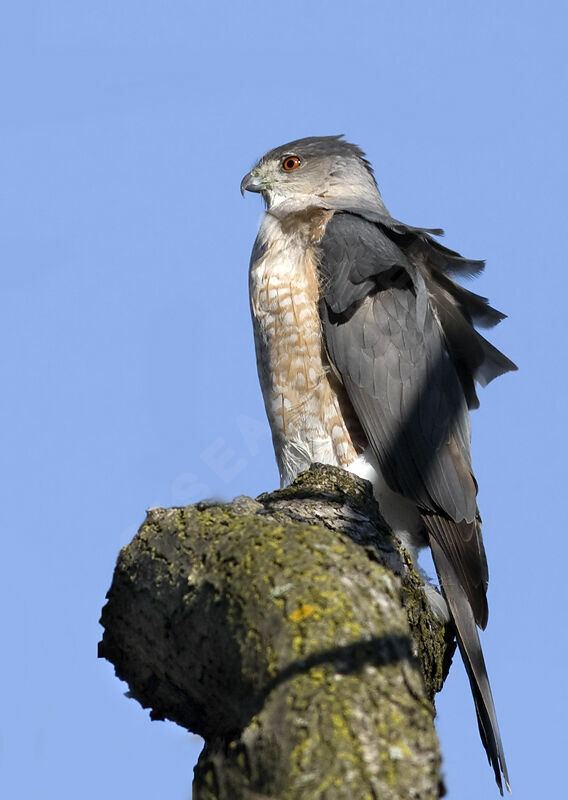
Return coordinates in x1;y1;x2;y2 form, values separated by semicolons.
99;464;455;799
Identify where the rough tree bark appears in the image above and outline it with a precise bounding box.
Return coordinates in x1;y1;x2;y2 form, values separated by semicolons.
99;464;455;800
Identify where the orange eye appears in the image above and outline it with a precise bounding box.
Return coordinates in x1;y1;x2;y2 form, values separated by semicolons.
281;155;301;171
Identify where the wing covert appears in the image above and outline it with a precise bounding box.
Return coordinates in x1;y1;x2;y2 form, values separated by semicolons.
319;212;477;523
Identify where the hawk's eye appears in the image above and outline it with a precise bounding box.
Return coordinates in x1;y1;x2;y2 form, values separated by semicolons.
281;156;301;171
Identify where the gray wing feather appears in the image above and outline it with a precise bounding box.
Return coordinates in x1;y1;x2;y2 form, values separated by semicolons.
319;213;504;624
420;268;518;408
320;213;478;522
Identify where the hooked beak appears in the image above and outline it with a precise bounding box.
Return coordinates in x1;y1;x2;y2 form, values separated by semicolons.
240;171;265;196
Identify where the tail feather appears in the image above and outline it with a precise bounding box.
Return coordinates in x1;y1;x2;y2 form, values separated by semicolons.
429;536;510;794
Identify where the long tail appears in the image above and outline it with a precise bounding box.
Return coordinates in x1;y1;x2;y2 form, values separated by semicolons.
429;537;510;794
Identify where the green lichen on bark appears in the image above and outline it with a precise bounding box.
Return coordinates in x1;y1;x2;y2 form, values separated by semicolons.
100;464;452;799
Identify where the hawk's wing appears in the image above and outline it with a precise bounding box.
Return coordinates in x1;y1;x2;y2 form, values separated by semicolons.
318;210;512;792
319;211;487;620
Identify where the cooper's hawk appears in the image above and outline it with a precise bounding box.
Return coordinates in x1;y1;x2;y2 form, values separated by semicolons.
241;136;516;793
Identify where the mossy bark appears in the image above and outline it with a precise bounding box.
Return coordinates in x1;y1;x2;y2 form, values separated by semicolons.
99;464;455;799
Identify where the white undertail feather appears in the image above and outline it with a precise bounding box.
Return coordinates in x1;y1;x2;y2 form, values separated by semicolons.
349;449;450;622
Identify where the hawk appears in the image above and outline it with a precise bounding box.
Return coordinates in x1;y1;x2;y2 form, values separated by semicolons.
241;136;516;793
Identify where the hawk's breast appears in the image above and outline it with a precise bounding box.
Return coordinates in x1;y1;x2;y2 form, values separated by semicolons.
249;210;361;486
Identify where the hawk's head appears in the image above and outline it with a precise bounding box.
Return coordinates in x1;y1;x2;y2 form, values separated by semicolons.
241;135;380;211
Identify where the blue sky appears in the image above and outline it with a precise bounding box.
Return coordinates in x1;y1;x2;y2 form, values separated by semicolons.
1;2;566;798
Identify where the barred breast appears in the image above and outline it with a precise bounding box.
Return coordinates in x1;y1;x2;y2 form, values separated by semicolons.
249;209;362;486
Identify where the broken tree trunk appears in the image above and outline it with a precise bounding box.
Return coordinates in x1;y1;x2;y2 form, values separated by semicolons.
99;464;455;800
